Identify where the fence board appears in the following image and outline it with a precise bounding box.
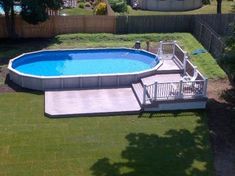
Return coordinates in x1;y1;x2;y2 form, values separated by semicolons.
0;15;116;38
116;15;193;34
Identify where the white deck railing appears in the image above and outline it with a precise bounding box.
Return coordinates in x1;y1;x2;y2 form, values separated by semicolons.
143;79;208;104
142;41;208;104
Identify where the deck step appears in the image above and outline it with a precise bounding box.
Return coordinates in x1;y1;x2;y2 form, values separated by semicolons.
132;83;150;106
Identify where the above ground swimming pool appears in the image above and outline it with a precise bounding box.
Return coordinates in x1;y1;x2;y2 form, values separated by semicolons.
8;48;162;90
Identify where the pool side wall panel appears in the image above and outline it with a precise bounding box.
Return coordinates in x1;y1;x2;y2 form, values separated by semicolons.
9;68;162;90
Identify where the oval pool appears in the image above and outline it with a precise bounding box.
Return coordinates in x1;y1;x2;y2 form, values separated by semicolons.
12;48;158;76
8;48;162;90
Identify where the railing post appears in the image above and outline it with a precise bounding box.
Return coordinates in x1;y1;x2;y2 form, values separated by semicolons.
154;82;158;100
173;40;177;56
179;80;183;98
203;78;208;97
183;51;187;75
143;85;147;105
159;41;163;56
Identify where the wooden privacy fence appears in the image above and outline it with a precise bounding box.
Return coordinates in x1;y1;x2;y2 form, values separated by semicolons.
116;15;194;34
116;14;235;35
0;15;116;38
192;18;225;58
194;14;235;36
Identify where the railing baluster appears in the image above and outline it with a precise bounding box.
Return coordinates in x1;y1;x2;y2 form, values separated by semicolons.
154;82;158;100
143;85;146;105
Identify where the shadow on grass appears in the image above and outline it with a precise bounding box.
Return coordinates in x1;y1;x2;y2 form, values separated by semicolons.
207;98;235;148
0;38;61;65
138;109;204;118
206;98;235;175
2;74;43;95
90;114;213;176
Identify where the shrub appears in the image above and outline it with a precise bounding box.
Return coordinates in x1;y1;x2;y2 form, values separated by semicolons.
95;2;107;15
79;2;85;8
108;0;127;13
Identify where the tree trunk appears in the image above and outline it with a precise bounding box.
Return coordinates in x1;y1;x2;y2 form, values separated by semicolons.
217;0;222;14
4;3;17;38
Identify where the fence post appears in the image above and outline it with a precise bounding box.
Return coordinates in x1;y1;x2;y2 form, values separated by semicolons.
183;51;187;75
203;78;208;97
154;82;158;100
179;80;183;98
143;85;147;105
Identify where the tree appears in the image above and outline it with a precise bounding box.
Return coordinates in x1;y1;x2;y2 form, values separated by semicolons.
21;0;63;25
217;0;222;14
0;0;17;37
0;0;63;37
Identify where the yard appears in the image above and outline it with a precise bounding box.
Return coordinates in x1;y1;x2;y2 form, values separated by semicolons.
60;1;235;16
127;1;235;15
0;33;231;175
0;93;213;175
59;1;234;16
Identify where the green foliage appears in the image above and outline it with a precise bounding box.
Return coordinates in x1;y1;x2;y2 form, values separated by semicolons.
108;0;127;13
202;0;211;5
20;0;63;25
0;0;14;13
95;2;107;15
79;2;85;8
221;23;235;81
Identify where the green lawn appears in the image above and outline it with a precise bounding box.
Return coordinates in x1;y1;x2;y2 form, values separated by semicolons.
0;92;213;176
126;1;235;15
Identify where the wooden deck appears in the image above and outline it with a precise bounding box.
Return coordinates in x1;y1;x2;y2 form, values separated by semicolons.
45;88;141;117
141;73;183;85
158;58;183;72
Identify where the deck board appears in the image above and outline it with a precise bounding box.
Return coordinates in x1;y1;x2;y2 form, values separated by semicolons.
45;88;141;117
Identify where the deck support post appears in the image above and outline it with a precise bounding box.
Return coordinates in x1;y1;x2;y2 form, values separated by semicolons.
143;85;147;105
154;82;158;101
203;78;208;97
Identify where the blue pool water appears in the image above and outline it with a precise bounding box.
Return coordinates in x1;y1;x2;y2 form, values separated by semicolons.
12;49;158;76
0;5;21;15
